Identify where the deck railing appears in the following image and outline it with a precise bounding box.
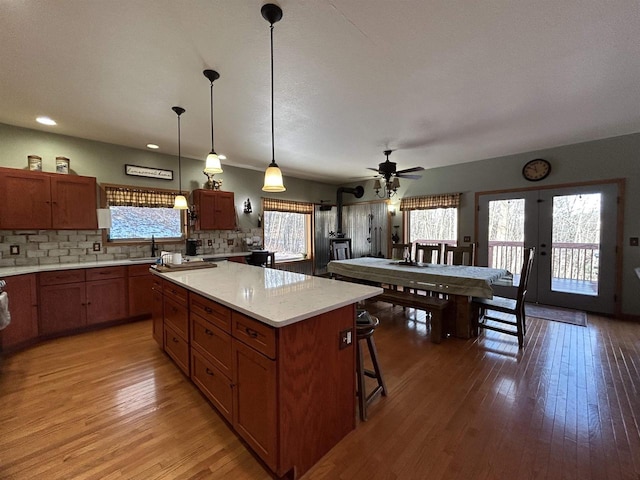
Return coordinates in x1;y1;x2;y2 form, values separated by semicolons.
488;241;599;281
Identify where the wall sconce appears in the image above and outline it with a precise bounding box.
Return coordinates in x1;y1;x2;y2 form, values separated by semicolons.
244;198;253;214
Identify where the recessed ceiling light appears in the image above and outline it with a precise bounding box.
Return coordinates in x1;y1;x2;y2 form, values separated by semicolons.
36;116;57;126
218;154;227;160
146;143;160;149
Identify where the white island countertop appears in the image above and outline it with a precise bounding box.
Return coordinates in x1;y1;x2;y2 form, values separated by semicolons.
152;261;382;328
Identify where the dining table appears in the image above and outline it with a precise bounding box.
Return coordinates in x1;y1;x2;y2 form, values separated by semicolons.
328;257;512;339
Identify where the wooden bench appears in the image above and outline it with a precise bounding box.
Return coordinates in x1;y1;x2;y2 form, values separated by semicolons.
375;288;451;343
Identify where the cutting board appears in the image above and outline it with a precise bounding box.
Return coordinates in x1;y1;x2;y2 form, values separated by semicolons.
154;262;218;272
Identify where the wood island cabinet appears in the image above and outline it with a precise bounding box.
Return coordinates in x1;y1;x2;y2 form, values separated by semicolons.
0;274;38;352
153;279;357;479
191;189;235;231
0;167;97;230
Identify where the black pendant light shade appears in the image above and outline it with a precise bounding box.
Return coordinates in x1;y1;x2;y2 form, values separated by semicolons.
203;69;223;175
261;3;286;193
172;106;188;210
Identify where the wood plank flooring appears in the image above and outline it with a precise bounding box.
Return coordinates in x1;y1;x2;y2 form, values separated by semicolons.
1;302;639;479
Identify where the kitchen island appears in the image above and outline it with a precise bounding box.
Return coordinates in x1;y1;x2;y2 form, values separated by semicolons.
151;261;382;479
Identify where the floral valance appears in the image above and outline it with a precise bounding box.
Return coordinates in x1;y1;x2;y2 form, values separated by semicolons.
400;193;461;211
262;198;314;214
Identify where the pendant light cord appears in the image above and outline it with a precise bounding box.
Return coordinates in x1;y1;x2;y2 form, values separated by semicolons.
211;82;215;152
178;113;182;195
270;23;275;164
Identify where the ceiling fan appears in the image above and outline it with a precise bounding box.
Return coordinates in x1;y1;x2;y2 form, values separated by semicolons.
367;150;424;183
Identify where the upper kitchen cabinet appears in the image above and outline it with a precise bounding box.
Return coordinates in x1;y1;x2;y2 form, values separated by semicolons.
191;189;235;231
0;167;97;230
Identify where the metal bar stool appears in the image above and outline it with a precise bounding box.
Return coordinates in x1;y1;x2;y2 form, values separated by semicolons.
356;310;387;421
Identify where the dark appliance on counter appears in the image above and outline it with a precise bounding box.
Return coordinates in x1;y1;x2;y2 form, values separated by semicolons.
186;238;198;256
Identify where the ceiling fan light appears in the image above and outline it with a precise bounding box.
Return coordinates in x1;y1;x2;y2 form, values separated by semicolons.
373;179;382;190
262;163;286;192
173;194;189;210
391;177;401;189
204;151;223;174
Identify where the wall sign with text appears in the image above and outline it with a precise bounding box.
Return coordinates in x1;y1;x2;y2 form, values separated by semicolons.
125;164;173;180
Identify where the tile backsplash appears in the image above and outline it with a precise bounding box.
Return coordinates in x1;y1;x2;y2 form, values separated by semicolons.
0;228;263;267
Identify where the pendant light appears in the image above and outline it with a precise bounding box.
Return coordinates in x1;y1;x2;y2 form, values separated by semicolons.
172;106;189;210
203;69;223;175
261;3;286;193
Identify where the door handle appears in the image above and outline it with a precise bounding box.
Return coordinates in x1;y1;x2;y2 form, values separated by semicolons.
540;251;547;256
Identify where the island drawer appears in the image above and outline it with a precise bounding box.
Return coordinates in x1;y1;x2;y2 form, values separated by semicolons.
191;314;232;377
163;280;188;306
86;266;126;281
191;348;233;423
164;324;190;376
164;296;189;340
190;294;231;332
39;269;85;286
232;311;276;360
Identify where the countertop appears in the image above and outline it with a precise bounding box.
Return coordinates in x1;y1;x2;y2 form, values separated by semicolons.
0;252;253;278
153;261;382;328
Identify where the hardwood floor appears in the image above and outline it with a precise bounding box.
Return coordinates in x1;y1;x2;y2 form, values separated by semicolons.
1;303;639;479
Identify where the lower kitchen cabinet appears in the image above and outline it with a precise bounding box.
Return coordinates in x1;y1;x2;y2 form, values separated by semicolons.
127;264;154;317
0;274;38;352
40;275;87;335
39;267;127;336
151;277;164;347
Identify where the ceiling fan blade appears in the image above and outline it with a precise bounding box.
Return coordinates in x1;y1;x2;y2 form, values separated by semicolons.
396;166;425;174
396;174;422;179
367;167;380;172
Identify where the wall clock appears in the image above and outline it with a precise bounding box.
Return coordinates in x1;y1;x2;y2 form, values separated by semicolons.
522;158;551;181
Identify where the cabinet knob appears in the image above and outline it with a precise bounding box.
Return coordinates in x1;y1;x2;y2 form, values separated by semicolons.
172;337;179;343
204;328;214;336
204;307;213;314
205;368;214;376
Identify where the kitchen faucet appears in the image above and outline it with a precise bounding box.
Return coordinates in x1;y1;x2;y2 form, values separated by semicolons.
151;235;157;257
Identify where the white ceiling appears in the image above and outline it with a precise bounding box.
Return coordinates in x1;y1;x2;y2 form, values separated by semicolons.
1;1;639;185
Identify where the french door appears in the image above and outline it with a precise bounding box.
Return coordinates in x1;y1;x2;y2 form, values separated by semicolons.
477;182;619;313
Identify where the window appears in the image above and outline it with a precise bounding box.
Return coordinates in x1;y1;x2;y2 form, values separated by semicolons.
401;193;460;246
263;198;313;261
104;185;185;241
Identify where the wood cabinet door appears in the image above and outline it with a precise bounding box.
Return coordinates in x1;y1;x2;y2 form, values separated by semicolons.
215;191;236;230
50;175;97;229
128;270;154;317
39;282;87;335
0;168;52;229
86;277;128;325
232;339;278;471
0;274;38;351
151;286;164;347
193;190;236;230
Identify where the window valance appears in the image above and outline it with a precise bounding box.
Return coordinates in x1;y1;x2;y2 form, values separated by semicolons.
400;193;461;211
104;185;179;208
262;198;314;214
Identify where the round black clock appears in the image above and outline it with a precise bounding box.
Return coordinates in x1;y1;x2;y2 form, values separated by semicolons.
522;158;551;181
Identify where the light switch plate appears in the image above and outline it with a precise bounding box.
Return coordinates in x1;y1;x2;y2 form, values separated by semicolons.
207;239;213;246
630;237;639;247
339;329;352;349
463;236;471;242
9;245;20;255
227;239;234;246
93;242;101;251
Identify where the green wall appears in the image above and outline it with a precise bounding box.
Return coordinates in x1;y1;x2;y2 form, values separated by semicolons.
0;123;337;232
1;123;639;316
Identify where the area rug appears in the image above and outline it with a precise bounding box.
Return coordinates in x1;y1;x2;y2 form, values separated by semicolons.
525;303;587;327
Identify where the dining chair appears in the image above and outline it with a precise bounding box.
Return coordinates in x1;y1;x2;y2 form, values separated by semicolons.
443;243;476;266
415;243;442;264
248;251;275;268
391;243;413;261
472;247;535;348
330;238;352;260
